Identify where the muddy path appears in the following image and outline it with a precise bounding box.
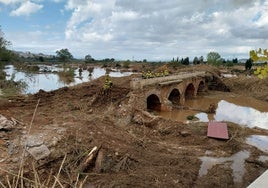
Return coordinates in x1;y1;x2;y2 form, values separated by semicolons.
0;65;268;187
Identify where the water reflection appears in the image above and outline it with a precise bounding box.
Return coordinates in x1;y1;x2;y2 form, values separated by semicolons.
215;100;268;129
246;135;268;152
4;65;132;94
159;95;268;130
199;150;250;183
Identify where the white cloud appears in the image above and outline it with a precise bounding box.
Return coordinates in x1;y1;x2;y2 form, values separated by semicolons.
4;0;268;60
0;0;21;5
10;1;43;16
51;0;63;2
60;0;268;60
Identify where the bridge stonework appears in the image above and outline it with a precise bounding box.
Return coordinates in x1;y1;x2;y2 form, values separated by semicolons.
129;72;207;111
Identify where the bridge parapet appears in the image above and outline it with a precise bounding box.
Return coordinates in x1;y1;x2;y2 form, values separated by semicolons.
130;71;206;90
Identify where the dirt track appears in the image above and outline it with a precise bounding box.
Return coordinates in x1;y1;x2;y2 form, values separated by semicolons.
0;65;268;187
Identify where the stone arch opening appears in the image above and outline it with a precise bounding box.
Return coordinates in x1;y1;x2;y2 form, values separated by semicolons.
197;81;205;95
185;83;195;99
147;94;161;111
168;89;181;105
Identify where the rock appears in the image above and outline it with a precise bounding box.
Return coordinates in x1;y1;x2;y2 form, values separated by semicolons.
7;141;19;155
180;131;191;137
26;134;44;147
27;144;51;160
0;114;16;131
0;132;7;138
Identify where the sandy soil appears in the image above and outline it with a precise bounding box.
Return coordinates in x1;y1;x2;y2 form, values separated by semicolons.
0;64;268;188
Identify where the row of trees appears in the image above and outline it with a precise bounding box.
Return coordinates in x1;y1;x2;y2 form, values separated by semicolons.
169;52;243;67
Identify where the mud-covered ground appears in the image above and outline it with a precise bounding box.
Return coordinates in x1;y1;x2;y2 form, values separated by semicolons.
0;64;268;188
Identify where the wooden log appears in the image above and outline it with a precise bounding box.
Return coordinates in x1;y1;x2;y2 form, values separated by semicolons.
79;146;99;172
94;149;104;173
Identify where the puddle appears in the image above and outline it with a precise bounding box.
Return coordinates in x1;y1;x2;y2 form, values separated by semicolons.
158;94;268;130
221;73;237;78
4;65;132;94
215;100;268;129
246;135;268;152
199;150;250;183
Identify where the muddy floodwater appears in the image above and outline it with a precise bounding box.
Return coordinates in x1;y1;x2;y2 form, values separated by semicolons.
199;150;250;183
4;65;132;94
159;92;268;130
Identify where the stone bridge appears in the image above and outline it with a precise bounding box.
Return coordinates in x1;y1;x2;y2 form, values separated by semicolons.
129;71;207;111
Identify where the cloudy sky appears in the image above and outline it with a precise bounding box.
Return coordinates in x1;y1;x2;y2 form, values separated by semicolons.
0;0;268;61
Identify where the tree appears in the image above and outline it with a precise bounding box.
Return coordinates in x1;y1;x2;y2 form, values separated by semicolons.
0;26;13;62
56;48;73;62
207;52;221;65
199;56;204;64
245;58;253;70
181;57;189;65
193;56;199;65
85;54;93;63
232;58;238;64
0;27;11;49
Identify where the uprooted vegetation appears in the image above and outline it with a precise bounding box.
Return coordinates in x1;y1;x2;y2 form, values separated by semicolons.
0;64;268;187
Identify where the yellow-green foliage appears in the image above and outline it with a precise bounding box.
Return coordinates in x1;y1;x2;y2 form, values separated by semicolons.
254;65;268;79
250;48;268;62
142;69;169;79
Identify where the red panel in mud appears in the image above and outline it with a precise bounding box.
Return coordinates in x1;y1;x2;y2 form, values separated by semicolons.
207;122;229;139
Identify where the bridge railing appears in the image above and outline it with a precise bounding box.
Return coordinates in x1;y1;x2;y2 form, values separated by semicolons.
130;71;206;90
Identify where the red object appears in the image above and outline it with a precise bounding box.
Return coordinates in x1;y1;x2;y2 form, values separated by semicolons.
207;122;229;139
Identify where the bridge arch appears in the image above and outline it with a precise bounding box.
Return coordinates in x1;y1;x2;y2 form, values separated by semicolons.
197;80;205;95
168;88;181;105
185;83;195;99
147;94;161;111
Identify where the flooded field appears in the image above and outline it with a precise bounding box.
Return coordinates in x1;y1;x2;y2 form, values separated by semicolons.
159;92;268;130
4;65;132;94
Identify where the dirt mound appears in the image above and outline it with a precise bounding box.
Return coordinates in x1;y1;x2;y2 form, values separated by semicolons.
0;70;268;187
223;76;268;101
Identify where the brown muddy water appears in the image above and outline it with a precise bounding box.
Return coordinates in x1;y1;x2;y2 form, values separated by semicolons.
158;91;268;130
199;150;250;183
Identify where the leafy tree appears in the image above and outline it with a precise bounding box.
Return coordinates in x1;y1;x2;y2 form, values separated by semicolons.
199;56;204;64
39;56;44;62
245;58;253;70
85;54;93;63
207;51;221;65
193;56;199;64
0;26;13;62
56;48;73;62
232;58;238;64
0;27;11;49
182;57;189;65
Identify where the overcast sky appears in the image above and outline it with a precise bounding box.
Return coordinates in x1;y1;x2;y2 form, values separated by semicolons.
1;0;268;61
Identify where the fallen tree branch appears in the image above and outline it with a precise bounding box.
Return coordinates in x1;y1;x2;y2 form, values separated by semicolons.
79;146;101;173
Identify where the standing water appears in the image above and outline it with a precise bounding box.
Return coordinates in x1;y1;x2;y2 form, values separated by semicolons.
4;65;132;94
159;93;268;130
